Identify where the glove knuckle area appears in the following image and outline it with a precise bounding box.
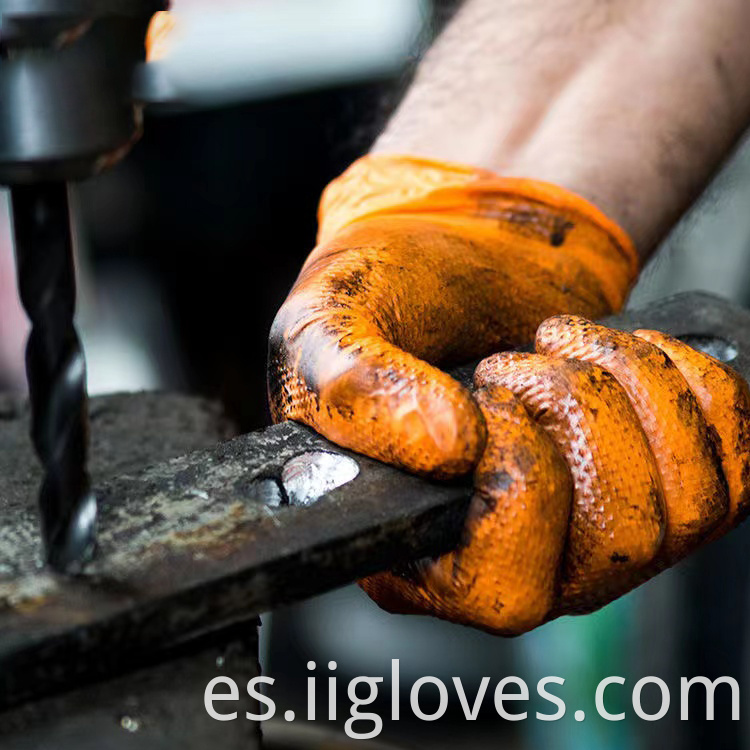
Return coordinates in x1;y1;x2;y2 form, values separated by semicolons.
476;352;665;613
536;316;729;561
633;329;750;534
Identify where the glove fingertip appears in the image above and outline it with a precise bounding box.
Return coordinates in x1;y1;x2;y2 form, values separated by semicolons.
322;366;487;478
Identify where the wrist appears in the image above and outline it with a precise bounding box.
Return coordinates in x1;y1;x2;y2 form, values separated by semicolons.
374;0;750;261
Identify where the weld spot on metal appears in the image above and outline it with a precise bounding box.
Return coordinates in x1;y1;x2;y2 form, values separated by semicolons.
678;334;738;363
281;452;360;507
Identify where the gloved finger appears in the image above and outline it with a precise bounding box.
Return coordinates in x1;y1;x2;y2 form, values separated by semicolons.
268;307;485;479
474;352;665;612
361;384;572;635
268;221;490;478
535;316;729;562
633;329;750;533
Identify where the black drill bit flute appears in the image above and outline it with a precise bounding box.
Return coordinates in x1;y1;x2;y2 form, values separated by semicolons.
10;183;97;573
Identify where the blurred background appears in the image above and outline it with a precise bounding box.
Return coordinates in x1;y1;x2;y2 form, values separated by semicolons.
1;0;749;748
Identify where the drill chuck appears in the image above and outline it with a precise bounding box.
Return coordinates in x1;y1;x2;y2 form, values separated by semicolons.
0;0;166;183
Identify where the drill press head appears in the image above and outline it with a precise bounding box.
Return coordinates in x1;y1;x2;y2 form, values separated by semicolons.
0;0;167;184
0;0;166;572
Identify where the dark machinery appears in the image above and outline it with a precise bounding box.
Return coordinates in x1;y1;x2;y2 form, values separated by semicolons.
0;0;166;571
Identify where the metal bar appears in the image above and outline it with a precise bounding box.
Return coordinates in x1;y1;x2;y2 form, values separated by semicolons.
0;419;470;711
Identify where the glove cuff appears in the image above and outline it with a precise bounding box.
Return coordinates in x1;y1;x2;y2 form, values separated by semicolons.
318;153;639;312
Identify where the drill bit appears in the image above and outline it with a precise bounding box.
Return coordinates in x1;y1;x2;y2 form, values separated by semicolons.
10;183;97;573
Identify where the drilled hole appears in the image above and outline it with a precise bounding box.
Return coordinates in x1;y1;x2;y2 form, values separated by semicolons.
677;334;738;363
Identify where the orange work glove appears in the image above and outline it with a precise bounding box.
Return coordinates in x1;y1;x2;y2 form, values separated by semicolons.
363;317;750;634
269;155;638;478
267;155;749;634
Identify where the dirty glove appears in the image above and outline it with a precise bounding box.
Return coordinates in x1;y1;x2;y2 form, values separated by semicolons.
268;155;638;477
363;318;750;634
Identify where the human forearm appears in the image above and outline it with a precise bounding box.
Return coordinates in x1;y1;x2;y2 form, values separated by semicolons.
374;0;750;258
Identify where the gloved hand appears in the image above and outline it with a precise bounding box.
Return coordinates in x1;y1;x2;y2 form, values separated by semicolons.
269;154;750;635
362;317;750;633
269;155;638;477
